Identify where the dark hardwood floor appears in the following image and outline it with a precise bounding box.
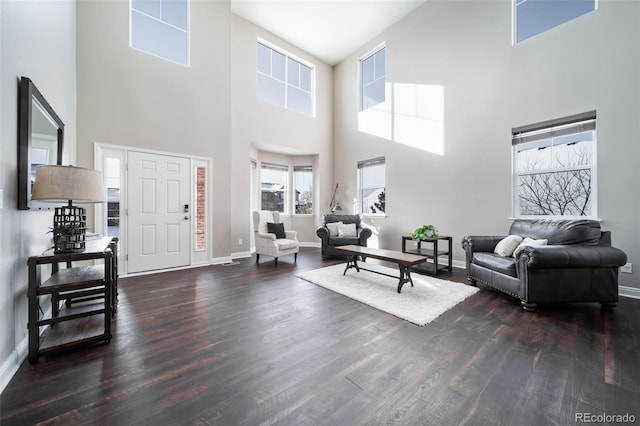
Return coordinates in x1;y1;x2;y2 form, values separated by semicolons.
2;247;639;425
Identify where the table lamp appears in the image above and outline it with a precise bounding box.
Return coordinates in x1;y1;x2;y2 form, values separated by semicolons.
31;165;106;253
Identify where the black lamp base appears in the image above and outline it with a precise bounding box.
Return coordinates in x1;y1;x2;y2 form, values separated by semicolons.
53;205;87;253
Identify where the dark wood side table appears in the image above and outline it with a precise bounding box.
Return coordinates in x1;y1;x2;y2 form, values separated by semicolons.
27;237;118;364
401;235;452;276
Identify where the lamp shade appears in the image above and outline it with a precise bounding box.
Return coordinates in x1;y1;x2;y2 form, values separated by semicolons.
32;165;106;203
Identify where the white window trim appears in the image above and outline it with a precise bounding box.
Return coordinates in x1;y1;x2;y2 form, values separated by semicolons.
129;0;191;67
512;112;597;219
512;0;598;45
359;42;386;111
260;162;289;215
257;37;316;116
293;165;314;216
357;157;386;217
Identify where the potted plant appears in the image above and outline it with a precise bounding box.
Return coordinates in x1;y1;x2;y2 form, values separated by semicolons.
412;224;439;241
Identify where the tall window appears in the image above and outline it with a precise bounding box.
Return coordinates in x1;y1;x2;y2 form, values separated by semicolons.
293;166;313;215
130;0;189;66
194;166;206;251
513;111;596;217
261;163;288;213
514;0;596;43
358;157;386;215
105;157;121;238
361;46;385;110
257;41;314;116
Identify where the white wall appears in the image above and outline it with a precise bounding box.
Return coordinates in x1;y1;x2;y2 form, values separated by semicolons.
230;15;333;247
333;0;640;288
0;0;77;388
76;0;232;258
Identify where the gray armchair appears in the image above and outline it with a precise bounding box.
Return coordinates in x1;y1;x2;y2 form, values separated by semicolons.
316;214;372;259
462;219;627;312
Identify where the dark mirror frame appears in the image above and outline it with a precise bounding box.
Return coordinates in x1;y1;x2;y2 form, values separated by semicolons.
18;76;65;210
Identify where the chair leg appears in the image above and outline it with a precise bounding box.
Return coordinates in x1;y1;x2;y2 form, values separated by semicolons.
256;253;259;263
274;257;278;265
294;253;297;263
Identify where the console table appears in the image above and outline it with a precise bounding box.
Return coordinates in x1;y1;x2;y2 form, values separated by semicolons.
401;235;452;276
27;237;118;364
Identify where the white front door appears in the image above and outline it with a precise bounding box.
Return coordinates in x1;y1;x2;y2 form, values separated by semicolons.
127;151;191;273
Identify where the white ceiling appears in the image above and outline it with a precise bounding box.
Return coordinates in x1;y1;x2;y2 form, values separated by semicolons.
231;0;427;66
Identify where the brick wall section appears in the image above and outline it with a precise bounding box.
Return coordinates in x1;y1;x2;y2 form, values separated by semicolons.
196;167;206;250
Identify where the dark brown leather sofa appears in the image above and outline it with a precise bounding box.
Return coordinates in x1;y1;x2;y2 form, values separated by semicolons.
316;214;372;259
461;219;627;311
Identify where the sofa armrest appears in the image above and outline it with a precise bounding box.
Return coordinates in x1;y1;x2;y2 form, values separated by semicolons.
316;226;329;240
461;236;505;254
358;227;372;243
517;244;627;269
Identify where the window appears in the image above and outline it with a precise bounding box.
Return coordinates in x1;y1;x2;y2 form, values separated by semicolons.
130;0;189;66
261;163;288;213
514;0;596;43
257;41;314;115
105;157;121;238
293;166;313;215
358;157;385;215
361;46;385;110
512;111;596;217
194;166;206;251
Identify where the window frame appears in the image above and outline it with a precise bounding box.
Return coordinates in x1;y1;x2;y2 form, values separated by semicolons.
360;44;386;111
260;162;289;214
512;111;597;219
129;0;190;66
513;0;597;44
293;165;313;216
256;38;316;116
357;157;386;217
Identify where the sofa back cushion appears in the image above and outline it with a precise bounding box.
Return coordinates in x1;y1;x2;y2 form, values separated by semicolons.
509;219;601;245
323;214;361;227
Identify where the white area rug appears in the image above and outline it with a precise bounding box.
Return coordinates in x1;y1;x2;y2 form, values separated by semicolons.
296;263;479;326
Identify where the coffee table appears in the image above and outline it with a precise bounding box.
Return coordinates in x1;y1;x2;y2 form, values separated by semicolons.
335;245;428;293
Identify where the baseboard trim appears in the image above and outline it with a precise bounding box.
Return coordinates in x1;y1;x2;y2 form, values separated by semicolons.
619;285;640;299
0;338;27;396
228;252;251;261
0;304;54;395
300;242;321;248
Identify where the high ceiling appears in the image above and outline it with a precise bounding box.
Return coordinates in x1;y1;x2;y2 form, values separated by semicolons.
231;0;427;66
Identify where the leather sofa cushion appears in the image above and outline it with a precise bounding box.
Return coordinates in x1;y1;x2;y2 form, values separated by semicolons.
328;236;360;246
473;252;517;277
323;214;361;227
509;219;601;245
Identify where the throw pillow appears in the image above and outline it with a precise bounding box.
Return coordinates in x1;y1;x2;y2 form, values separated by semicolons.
338;222;357;238
494;235;523;257
513;237;548;258
326;221;342;237
267;222;286;239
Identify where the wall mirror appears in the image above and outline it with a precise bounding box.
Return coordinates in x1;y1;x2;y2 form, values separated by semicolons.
18;76;65;210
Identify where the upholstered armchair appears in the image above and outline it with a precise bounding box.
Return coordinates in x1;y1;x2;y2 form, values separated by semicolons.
253;211;299;264
316;214;372;259
462;219;627;312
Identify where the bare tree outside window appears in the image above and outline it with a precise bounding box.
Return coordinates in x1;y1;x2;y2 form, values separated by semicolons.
514;124;595;217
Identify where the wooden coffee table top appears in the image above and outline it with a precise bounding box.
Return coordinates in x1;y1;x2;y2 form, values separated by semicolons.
336;245;427;266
